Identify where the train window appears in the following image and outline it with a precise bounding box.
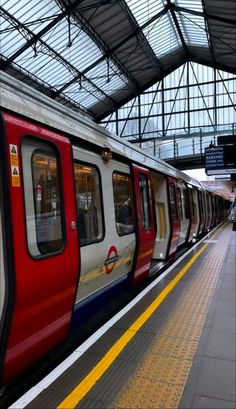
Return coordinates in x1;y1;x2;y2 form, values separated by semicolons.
177;188;183;220
139;174;151;231
22;139;64;256
207;194;211;213
183;189;190;219
113;172;134;236
189;189;195;218
169;184;178;222
74;162;103;245
198;191;203;217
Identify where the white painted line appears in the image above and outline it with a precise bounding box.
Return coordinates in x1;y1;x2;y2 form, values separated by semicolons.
8;223;222;409
203;239;218;243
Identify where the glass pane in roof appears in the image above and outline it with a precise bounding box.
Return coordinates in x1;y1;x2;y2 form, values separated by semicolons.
175;0;208;46
87;60;129;97
14;48;75;89
43;19;103;72
64;82;106;109
0;18;26;56
143;12;181;58
125;0;165;26
175;0;203;12
2;0;60;33
176;11;208;46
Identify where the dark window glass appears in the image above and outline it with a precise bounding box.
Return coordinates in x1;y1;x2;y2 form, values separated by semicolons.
169;184;177;222
177;188;183;220
207;194;211;213
183;189;190;219
199;191;203;216
22;139;64;257
113;172;134;236
32;150;63;254
139;174;151;231
189;189;194;216
74;163;103;245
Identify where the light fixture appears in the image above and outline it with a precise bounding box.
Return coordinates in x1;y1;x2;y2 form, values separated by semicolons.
101;146;112;162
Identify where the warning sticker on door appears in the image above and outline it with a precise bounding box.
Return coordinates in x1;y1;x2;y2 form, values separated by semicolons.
10;145;20;187
10;144;19;167
11;166;20;187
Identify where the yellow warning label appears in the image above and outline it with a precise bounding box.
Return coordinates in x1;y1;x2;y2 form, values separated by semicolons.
10;144;19;167
11;166;20;187
11;156;19;167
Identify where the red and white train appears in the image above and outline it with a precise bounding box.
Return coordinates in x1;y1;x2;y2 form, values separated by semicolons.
0;72;229;385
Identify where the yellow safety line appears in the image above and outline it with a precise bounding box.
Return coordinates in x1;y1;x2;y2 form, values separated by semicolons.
57;222;227;409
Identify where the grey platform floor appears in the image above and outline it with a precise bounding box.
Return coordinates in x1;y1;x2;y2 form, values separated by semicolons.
179;229;236;409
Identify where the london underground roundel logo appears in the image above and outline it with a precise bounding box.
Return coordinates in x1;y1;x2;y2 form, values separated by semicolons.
104;246;118;274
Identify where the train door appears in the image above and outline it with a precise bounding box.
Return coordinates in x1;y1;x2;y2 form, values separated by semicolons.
151;172;170;260
167;177;180;257
132;164;155;284
0;113;79;383
177;182;191;246
72;146;136;304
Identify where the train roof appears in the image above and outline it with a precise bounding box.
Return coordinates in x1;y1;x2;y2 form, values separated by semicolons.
0;72;201;188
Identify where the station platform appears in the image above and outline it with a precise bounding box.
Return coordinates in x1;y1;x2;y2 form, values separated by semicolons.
10;222;235;409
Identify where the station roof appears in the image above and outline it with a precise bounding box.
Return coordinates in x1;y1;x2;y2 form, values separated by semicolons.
1;0;236;122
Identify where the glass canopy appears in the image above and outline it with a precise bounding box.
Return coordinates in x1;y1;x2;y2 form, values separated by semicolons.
0;0;235;120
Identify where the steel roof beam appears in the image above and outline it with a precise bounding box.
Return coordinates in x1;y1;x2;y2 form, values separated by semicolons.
173;5;236;26
190;57;236;76
0;0;87;70
119;0;163;69
69;6;139;90
167;0;188;55
0;7;117;108
96;59;185;122
53;5;168;97
201;0;216;67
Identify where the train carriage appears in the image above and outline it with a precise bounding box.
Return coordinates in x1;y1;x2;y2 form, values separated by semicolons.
0;72;229;385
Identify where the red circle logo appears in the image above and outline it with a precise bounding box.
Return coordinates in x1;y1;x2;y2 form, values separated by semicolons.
105;246;118;274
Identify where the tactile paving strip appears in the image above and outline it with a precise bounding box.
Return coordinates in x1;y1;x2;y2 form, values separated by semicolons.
116;377;185;409
114;223;232;409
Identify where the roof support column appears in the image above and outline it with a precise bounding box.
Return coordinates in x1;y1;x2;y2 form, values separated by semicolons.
162;78;165;137
187;61;190;136
214;67;217;131
138;95;142;148
115;109;119;136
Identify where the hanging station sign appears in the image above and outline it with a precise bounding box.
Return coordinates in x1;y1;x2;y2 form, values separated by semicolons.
205;144;236;175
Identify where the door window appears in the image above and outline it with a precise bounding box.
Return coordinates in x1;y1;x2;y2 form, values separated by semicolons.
169;183;178;222
183;189;190;219
139;173;151;231
74;162;104;245
113;172;134;236
22;138;64;256
177;188;183;220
